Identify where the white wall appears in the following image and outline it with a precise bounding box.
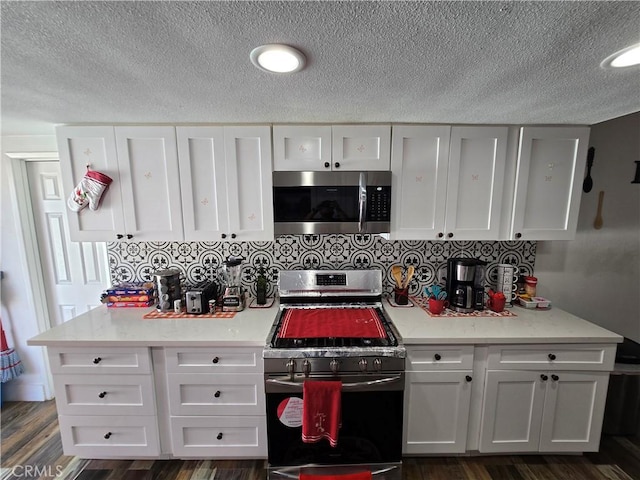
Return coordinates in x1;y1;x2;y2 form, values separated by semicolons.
535;112;640;342
1;134;58;401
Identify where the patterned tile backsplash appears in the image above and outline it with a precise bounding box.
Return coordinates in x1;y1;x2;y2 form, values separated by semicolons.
107;235;536;300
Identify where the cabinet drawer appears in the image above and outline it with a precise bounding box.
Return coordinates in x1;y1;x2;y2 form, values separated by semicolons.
53;374;156;416
165;347;262;373
49;347;151;374
168;373;265;416
170;415;267;458
58;415;159;458
406;346;474;371
487;344;616;371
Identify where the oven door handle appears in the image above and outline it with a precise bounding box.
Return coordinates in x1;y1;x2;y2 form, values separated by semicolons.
266;374;402;390
271;465;399;479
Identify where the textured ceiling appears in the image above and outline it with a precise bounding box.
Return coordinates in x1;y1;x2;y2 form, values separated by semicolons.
1;1;639;136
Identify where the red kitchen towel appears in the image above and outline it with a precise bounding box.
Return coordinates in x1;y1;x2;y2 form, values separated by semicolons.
279;308;385;338
300;471;372;480
302;380;342;447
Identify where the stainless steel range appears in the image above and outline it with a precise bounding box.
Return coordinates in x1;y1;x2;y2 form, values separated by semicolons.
264;269;405;480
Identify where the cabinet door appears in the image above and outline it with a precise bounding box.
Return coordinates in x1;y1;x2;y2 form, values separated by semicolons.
511;126;590;240
539;372;609;452
404;371;473;454
177;127;229;241
56;126;126;241
273;125;332;171
332;125;391;171
223;126;273;241
390;125;451;239
445;127;508;240
114;126;183;241
479;370;546;453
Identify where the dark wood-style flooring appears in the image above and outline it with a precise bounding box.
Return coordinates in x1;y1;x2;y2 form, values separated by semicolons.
1;400;639;480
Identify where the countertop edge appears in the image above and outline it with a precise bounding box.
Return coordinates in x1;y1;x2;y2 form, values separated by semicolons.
26;339;268;348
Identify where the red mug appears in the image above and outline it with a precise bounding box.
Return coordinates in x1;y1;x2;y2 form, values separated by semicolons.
428;298;449;314
487;296;506;313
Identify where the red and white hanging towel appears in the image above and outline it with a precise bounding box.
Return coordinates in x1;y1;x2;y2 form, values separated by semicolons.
300;471;372;480
302;380;342;447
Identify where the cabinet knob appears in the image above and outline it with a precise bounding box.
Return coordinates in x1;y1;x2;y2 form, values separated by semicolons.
334;162;340;168
214;390;221;398
217;432;223;440
221;234;227;239
231;233;237;239
548;353;556;361
98;391;107;399
116;234;124;239
434;353;442;361
93;357;102;364
324;162;331;168
540;374;548;381
127;234;133;240
437;232;444;239
515;233;522;239
551;374;559;381
447;232;454;238
465;375;473;382
104;432;112;439
212;356;220;364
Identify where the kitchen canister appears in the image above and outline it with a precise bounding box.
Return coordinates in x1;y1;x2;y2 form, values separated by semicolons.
153;268;181;312
496;264;519;306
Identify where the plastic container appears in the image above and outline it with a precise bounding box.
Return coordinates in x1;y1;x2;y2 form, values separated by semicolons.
524;276;538;296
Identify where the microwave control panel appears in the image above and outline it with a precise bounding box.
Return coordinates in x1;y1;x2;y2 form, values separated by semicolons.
367;186;391;221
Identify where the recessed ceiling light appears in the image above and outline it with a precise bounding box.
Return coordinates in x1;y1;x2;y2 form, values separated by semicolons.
601;43;640;69
250;44;306;74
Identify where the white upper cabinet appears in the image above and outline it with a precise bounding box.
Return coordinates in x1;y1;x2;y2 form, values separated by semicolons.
273;124;391;171
272;125;332;171
114;126;183;241
510;126;590;240
390;125;451;240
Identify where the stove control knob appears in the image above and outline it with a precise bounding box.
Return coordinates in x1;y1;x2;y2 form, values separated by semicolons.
358;358;368;372
302;359;311;377
330;359;340;374
373;358;382;371
286;359;296;375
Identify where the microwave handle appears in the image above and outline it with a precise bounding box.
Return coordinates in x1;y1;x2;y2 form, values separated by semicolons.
358;172;367;232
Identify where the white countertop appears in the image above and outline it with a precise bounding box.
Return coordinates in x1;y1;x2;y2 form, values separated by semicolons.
28;299;623;348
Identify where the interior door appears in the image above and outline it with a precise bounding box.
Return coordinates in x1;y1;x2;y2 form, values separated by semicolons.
26;161;110;326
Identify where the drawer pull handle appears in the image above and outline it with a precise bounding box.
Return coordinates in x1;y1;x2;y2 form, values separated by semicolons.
212;357;220;364
540;374;548;381
548;353;556;361
93;357;102;364
104;432;112;439
98;391;107;398
551;374;559;381
217;432;223;440
434;354;441;361
465;375;472;382
214;390;221;398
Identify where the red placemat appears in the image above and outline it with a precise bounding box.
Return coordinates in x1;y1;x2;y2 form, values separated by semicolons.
279;308;386;338
142;310;236;319
411;296;517;318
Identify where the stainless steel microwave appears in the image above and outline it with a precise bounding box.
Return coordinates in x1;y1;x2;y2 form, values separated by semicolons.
273;171;391;235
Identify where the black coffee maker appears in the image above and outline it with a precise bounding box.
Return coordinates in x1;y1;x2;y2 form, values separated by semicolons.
446;258;487;313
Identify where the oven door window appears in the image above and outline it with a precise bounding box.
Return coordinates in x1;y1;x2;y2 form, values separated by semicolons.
266;390;403;467
273;186;359;223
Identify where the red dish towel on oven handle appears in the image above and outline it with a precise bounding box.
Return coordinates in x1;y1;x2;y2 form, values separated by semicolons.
300;471;372;480
302;380;342;447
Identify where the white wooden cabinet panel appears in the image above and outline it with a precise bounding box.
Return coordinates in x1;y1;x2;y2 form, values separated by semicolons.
58;414;160;458
56;126;126;242
539;371;609;452
404;371;473;454
54;374;156;416
48;346;152;374
407;345;474;370
332;125;391;171
511;126;590;240
273;125;332;171
486;344;616;371
167;373;265;416
170;416;267;458
114;126;183;241
176;126;228;241
479;370;546;453
165;347;262;374
390;125;451;239
445;126;508;240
